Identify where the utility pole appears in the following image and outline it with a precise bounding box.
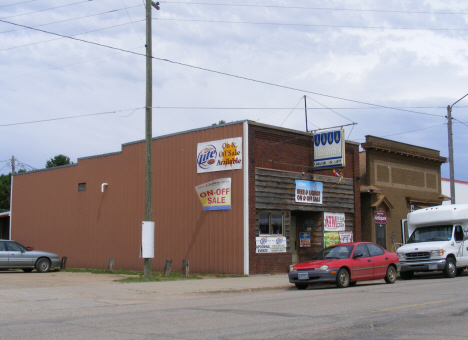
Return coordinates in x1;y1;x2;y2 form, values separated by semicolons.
446;105;455;205
446;93;468;205
304;95;308;132
144;0;160;279
11;155;15;174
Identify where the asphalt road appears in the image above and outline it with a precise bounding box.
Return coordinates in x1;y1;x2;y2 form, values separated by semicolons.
0;271;467;339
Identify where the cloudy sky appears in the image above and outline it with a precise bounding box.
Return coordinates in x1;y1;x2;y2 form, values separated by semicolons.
1;0;467;182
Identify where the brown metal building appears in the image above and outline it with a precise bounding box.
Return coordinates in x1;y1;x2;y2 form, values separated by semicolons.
10;121;361;275
360;136;447;251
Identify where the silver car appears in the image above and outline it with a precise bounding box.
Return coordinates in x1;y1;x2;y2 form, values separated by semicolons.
0;240;61;273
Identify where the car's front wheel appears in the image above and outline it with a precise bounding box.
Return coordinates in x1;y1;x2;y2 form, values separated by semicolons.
336;268;350;288
384;266;397;284
35;258;51;273
443;258;456;278
295;283;308;290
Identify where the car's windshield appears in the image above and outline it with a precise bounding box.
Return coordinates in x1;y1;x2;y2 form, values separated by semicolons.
407;225;453;243
313;245;354;260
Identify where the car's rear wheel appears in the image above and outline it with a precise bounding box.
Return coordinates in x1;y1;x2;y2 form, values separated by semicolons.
295;283;308;290
35;258;51;273
384;266;397;284
400;271;414;280
336;268;350;288
443;258;456;278
22;268;33;273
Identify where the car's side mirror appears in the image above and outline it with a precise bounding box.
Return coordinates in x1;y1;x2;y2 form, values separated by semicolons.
353;253;363;258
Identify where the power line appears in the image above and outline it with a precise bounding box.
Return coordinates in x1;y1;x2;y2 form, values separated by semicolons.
0;19;145;52
305;95;355;123
0;18;448;118
153;17;468;32
0;0;37;9
352;123;447;141
159;1;468;16
0;108;144;127
0;1;91;20
0;4;142;34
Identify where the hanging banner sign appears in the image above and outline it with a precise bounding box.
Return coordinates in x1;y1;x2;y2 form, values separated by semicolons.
313;129;345;169
374;211;387;224
197;137;242;173
324;212;346;231
195;178;231;211
299;232;311;247
339;231;353;244
256;237;287;253
295;180;323;204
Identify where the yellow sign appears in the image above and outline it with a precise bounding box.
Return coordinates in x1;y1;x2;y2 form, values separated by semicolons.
195;178;231;211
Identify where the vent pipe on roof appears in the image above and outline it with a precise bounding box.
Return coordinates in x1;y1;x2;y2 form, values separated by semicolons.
101;183;108;192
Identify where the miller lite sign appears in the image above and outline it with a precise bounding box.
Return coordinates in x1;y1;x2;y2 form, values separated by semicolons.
197;137;242;173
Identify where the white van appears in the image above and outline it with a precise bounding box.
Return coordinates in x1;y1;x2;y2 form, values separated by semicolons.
397;204;468;280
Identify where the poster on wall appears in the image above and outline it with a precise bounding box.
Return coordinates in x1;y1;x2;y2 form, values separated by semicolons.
295;180;323;204
339;231;353;244
324;212;346;231
195;178;231;211
255;237;287;253
313;129;345;169
197;137;242;173
324;232;340;247
374;211;387;224
299;232;311;247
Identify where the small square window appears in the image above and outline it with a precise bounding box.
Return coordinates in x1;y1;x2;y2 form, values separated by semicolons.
78;183;86;192
259;213;284;235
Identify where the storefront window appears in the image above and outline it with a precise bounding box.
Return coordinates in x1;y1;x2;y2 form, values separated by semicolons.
259;214;269;234
259;213;284;235
271;214;283;234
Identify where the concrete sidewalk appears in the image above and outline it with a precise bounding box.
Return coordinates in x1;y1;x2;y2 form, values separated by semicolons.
125;274;293;295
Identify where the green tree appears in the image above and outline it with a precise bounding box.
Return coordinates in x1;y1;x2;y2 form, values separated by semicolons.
0;173;11;212
46;154;71;168
212;120;226;126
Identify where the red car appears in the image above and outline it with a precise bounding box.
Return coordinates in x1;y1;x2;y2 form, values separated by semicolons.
288;242;400;289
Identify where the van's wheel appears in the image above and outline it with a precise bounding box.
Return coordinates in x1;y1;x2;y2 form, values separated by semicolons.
35;258;51;273
400;271;414;280
443;258;456;278
384;266;397;284
336;268;350;288
295;283;308;290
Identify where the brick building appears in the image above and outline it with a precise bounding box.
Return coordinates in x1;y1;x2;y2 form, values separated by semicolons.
360;136;447;251
10;121;360;275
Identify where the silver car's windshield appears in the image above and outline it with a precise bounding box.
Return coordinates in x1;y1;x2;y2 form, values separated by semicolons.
407;225;453;243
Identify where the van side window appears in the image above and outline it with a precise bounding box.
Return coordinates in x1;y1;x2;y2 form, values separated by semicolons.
455;226;464;241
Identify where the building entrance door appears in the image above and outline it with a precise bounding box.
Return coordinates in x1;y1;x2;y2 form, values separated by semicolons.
375;224;386;249
291;216;297;264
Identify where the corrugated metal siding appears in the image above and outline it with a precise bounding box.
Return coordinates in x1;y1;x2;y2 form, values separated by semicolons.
11;123;245;274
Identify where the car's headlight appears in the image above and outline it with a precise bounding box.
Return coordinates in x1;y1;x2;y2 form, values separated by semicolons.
319;265;329;271
289;266;296;272
431;249;444;257
398;253;406;261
